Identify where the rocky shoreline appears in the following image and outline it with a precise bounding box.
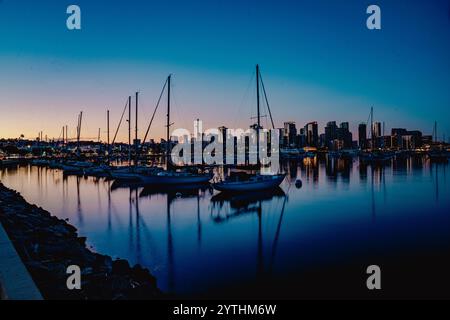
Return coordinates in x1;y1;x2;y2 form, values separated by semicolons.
0;182;164;300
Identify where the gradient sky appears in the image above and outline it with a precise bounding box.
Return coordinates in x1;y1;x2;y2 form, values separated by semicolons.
0;0;449;142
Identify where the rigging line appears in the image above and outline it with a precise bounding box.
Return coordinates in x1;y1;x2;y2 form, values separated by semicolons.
142;78;168;145
56;127;63;142
170;78;183;132
112;98;129;145
259;72;275;130
261;88;270;130
233;71;255;130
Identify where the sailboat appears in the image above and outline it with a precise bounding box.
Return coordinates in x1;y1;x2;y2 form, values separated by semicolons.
427;121;449;162
105;95;163;181
137;74;212;185
359;107;394;162
212;65;286;193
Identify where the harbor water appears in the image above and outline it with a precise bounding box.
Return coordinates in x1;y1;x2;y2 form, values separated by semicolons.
1;156;449;298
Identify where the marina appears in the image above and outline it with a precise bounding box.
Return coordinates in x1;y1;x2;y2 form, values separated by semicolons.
1;155;449;297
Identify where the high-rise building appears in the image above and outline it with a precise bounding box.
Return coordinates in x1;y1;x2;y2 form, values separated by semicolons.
372;122;382;138
283;122;297;147
305;122;318;147
324;121;338;148
319;133;326;148
337;122;352;149
358;123;367;149
297;128;306;148
391;128;407;149
340;122;349;131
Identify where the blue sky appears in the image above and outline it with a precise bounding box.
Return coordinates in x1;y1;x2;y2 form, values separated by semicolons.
0;0;449;141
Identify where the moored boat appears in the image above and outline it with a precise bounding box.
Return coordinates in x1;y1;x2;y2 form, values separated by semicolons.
139;170;212;185
212;172;286;193
427;150;449;162
0;158;20;167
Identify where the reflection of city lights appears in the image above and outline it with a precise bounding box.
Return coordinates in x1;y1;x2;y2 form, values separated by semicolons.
302;156;317;166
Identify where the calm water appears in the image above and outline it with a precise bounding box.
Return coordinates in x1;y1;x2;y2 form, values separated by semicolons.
1;156;450;298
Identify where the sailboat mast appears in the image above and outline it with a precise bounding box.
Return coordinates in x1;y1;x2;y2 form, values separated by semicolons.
107;110;110;165
77;111;83;156
135;91;139;167
370;106;374;150
256;64;260;165
167;75;171;165
128;95;131;166
434;121;437;143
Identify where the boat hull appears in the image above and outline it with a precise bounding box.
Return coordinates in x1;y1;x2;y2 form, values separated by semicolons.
0;159;19;167
139;174;211;185
213;174;285;192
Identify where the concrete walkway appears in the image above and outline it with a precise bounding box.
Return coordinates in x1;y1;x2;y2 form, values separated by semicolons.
0;221;42;300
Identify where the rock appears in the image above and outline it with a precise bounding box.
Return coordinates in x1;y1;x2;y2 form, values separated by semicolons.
0;182;163;300
77;237;87;246
131;264;157;287
112;259;131;276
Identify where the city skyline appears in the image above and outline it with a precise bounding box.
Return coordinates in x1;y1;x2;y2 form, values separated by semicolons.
1;0;449;142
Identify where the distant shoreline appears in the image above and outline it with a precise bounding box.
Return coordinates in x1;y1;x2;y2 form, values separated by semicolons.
0;182;164;300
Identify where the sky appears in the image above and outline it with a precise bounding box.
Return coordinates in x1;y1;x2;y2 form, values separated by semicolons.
0;0;449;142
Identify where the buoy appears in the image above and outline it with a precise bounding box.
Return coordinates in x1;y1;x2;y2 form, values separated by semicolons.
295;179;302;189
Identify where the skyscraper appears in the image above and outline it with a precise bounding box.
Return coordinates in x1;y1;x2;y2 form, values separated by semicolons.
340;122;349;131
358;123;367;149
283;122;297;147
305;121;318;147
372;122;382;138
324;121;338;148
338;122;352;149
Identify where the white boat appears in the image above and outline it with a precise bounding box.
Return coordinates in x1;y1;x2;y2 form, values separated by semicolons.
108;166;163;181
213;173;286;192
139;171;212;185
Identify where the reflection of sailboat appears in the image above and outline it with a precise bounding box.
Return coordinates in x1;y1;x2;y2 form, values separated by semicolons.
210;188;285;223
212;65;285;193
141;184;208;292
166;195;175;293
210;187;288;279
139;184;210;199
76;176;84;225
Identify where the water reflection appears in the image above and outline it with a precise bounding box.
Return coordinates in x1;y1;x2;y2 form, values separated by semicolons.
1;156;449;297
210;188;288;284
139;185;210;293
